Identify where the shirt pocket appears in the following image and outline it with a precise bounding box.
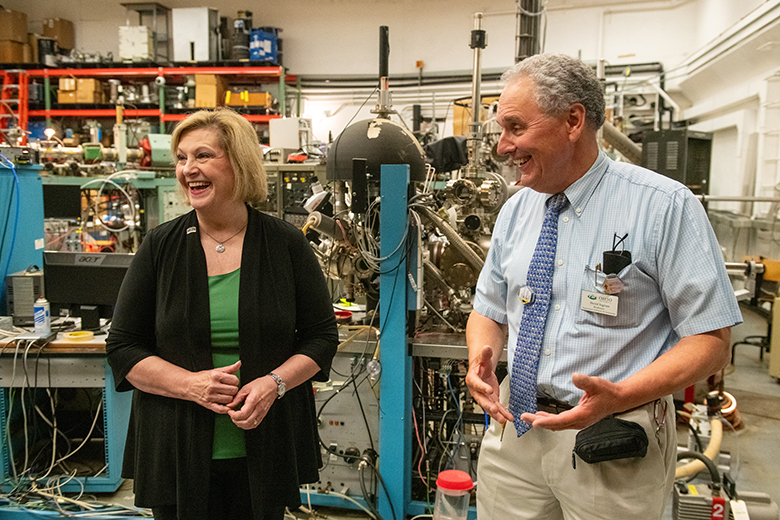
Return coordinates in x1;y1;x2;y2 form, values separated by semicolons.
576;264;642;329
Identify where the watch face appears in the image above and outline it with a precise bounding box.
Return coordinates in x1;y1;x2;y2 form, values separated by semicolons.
271;373;286;398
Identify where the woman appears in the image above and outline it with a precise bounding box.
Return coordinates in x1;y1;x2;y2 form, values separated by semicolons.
106;108;338;520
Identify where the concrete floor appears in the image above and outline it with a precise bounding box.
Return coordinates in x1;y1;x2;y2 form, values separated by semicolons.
3;306;779;519
100;304;780;520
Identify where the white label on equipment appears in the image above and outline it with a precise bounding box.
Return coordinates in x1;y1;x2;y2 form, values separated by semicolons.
730;500;750;520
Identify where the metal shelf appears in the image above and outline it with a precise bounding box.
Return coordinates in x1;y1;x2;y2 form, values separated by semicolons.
160;112;280;122
29;108;161;117
27;66;293;82
26;65;292;129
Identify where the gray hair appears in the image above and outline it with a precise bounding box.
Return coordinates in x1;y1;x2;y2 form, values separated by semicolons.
501;53;606;131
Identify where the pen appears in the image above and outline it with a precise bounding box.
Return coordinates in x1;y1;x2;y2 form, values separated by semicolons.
500;422;506;441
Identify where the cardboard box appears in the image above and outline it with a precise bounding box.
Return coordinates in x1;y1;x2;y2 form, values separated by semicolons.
28;33;41;63
57;90;77;104
0;9;27;43
195;74;228;107
76;89;103;103
0;41;25;63
196;86;224;107
42;18;74;50
195;74;228;87
118;25;152;61
59;77;76;91
771;297;780;378
77;78;102;93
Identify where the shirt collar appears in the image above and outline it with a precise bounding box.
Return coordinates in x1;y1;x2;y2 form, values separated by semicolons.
562;152;609;219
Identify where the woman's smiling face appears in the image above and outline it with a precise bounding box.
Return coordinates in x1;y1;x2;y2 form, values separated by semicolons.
175;127;236;213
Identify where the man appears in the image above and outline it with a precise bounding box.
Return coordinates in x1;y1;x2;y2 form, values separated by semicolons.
466;53;742;520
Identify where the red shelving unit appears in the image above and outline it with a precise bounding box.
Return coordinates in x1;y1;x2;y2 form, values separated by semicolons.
26;65;293;130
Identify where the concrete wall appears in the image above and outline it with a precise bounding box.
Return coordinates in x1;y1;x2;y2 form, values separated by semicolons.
1;0;766;75
4;0;779;250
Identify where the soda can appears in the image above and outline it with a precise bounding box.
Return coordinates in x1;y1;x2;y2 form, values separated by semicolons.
34;296;51;336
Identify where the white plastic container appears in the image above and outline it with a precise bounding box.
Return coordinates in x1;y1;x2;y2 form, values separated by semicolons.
33;296;51;336
433;469;473;520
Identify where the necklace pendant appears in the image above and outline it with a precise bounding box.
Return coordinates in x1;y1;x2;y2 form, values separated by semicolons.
215;244;226;253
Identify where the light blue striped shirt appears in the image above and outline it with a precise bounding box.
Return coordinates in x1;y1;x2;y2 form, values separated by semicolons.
474;152;742;405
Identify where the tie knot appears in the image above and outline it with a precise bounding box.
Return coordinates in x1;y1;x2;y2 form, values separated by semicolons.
547;193;568;214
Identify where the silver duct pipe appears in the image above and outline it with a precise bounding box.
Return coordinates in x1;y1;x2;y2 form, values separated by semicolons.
424;260;460;302
602;121;642;165
414;205;485;272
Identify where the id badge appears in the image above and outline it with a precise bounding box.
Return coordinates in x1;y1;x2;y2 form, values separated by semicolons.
581;291;618;316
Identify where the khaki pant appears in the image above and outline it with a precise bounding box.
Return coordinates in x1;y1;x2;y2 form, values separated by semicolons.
477;377;676;520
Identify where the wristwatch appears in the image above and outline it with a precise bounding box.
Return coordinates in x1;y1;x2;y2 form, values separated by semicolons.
269;372;286;399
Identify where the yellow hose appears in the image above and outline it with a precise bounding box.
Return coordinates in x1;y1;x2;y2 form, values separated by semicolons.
675;417;722;479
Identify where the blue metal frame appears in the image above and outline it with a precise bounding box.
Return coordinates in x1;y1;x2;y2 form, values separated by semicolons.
0;164;44;316
0;359;131;494
378;165;413;520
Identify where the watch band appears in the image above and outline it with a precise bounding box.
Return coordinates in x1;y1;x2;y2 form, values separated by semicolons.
269;372;286;399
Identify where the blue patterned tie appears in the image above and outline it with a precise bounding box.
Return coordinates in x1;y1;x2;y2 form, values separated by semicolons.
509;192;569;436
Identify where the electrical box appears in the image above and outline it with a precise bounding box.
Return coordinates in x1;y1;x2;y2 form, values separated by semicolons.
270;117;312;151
118;25;153;61
641;129;713;195
147;134;173;167
172;8;219;62
4;270;43;326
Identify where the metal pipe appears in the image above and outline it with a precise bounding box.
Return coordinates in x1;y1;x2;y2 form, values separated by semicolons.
424;260;459;302
379;26;389;81
602;121;642;164
515;0;542;62
307;211;339;238
333;181;348;217
468;13;486;174
414;205;484;272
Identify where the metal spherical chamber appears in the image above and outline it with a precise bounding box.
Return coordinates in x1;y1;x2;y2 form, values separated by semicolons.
326;118;427;182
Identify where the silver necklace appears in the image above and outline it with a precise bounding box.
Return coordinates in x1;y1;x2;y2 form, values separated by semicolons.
201;221;247;253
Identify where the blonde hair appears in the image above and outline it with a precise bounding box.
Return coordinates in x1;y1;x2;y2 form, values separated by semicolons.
171;107;268;206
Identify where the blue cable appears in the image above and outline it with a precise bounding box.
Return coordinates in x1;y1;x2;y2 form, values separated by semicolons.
0;152;20;290
447;373;460;412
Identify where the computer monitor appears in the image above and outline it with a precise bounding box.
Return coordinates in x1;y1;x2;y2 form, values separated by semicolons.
42;251;134;331
42;184;82;220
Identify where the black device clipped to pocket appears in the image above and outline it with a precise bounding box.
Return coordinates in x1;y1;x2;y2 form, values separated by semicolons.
572;415;648;468
603;232;631;275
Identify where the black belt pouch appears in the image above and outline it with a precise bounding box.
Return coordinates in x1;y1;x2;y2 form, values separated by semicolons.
572;415;648;468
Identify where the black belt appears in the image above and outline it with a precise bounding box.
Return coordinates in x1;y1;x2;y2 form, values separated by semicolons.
536;396;658;415
537;395;574;414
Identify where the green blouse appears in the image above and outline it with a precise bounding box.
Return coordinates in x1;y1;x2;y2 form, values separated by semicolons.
208;268;246;459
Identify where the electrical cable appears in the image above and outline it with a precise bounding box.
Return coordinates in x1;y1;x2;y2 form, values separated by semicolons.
326;491;378;519
329;87;379;182
0;152;21;287
80;171;138;233
351;369;375;452
412;407;429;488
444;371;464;470
361;455;397;520
358;462;381;520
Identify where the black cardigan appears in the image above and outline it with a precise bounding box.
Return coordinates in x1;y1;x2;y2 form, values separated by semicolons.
106;206;338;518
